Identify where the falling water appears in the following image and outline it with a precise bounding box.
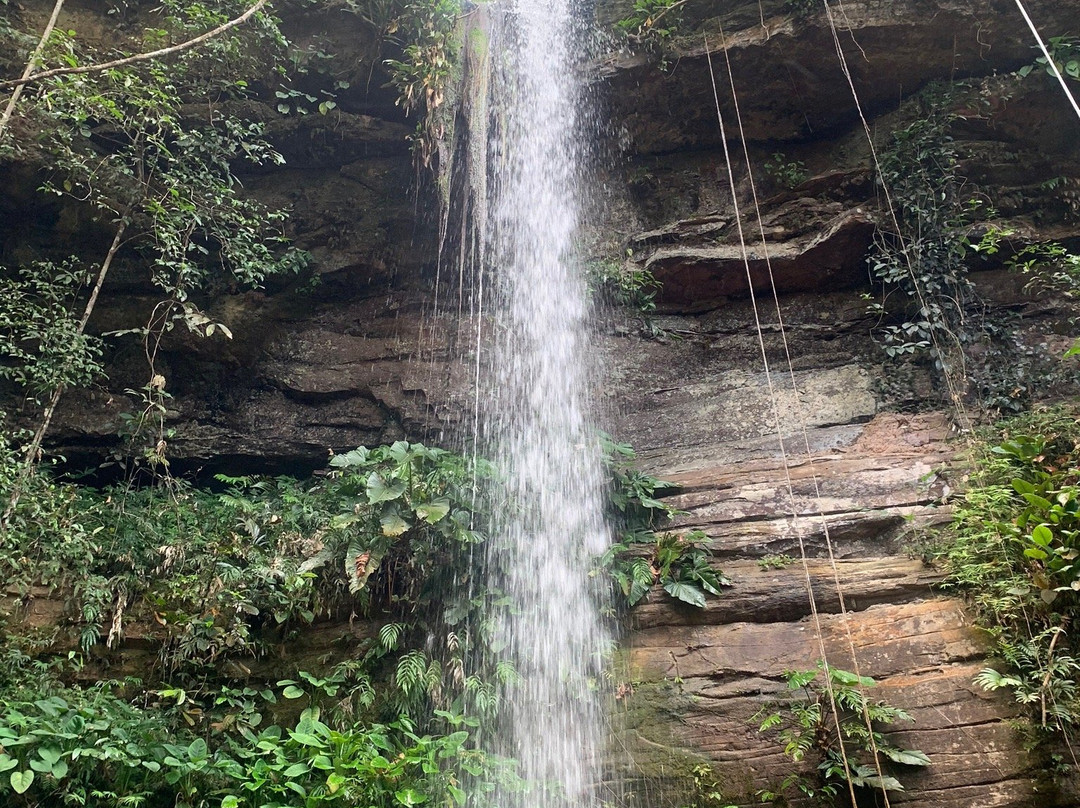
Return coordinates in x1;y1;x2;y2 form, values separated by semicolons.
467;1;611;806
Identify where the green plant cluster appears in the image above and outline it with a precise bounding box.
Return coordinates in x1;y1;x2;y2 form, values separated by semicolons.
1;439;496;692
0;260;104;404
936;407;1080;738
866;85;1053;413
376;0;459;167
867;86;971;367
1019;36;1080;82
594;434;732;610
0;0;314;494
764;152;806;189
614;0;684;64
0;432;525;804
586;255;660;317
0;652;509;807
782;0;819;17
755;663;930;804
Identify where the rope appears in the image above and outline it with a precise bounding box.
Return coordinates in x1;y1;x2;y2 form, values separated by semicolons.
819;0;972;432
716;19;895;805
1012;0;1080;123
703;33;861;808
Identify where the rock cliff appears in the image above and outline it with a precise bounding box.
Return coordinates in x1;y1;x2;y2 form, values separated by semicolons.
3;0;1080;805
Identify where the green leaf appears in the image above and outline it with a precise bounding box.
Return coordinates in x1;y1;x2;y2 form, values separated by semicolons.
882;748;931;767
415;498;451;524
1031;524;1053;546
329;448;368;468
222;797;240;808
10;769;34;794
367;472;407;503
856;773;905;791
282;685;305;699
283;762;310;776
395;788;428;806
662;580;706;608
346;545;385;594
288;731;324;747
1012;478;1036;495
37;747;61;766
0;756;17;773
380;511;411;537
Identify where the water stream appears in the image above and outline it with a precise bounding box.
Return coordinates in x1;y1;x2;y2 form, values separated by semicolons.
467;2;611;806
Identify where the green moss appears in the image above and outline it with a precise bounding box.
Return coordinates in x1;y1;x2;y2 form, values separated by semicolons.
607;655;748;808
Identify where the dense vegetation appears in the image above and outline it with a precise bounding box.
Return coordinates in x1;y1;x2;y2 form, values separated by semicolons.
934;406;1080;764
867;82;1080;414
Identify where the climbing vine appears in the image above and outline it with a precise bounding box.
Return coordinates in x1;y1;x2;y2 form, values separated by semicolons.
865;84;1062;413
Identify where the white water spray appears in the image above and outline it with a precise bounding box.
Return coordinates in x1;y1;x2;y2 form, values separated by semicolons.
473;1;610;806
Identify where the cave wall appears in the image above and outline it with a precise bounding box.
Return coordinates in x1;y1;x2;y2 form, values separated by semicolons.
4;0;1080;805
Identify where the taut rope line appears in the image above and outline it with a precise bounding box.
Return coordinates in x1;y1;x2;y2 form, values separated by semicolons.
703;32;861;808
716;19;894;806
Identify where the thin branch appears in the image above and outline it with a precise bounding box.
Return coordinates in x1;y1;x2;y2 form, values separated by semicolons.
0;0;270;90
1;216;129;528
0;0;66;138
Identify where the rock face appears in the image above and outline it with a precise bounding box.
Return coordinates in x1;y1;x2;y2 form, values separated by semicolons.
4;0;1080;805
582;2;1080;801
595;277;1072;803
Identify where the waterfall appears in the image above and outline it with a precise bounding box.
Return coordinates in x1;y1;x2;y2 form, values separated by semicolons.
453;1;611;806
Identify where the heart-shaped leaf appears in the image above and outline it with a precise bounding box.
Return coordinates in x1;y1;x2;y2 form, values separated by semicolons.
367;473;406;503
10;769;34;795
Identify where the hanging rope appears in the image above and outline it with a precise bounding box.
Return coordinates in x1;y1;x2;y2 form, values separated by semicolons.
819;0;972;431
715;19;896;806
703;33;862;808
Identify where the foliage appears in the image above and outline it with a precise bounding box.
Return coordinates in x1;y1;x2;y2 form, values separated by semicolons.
0;655;507;808
615;0;685;60
757;554;795;571
0;0;312;499
935;407;1080;734
755;663;930;804
680;763;739;808
0;434;520;804
764;152;806;189
867;86;971;368
594;435;732;610
586;254;660;316
866;85;1049;412
0;260;103;404
378;0;460;167
0;440;490;684
1018;36;1080;82
782;0;819;17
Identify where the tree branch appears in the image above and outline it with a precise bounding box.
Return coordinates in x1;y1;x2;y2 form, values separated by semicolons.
0;0;270;90
0;0;66;138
